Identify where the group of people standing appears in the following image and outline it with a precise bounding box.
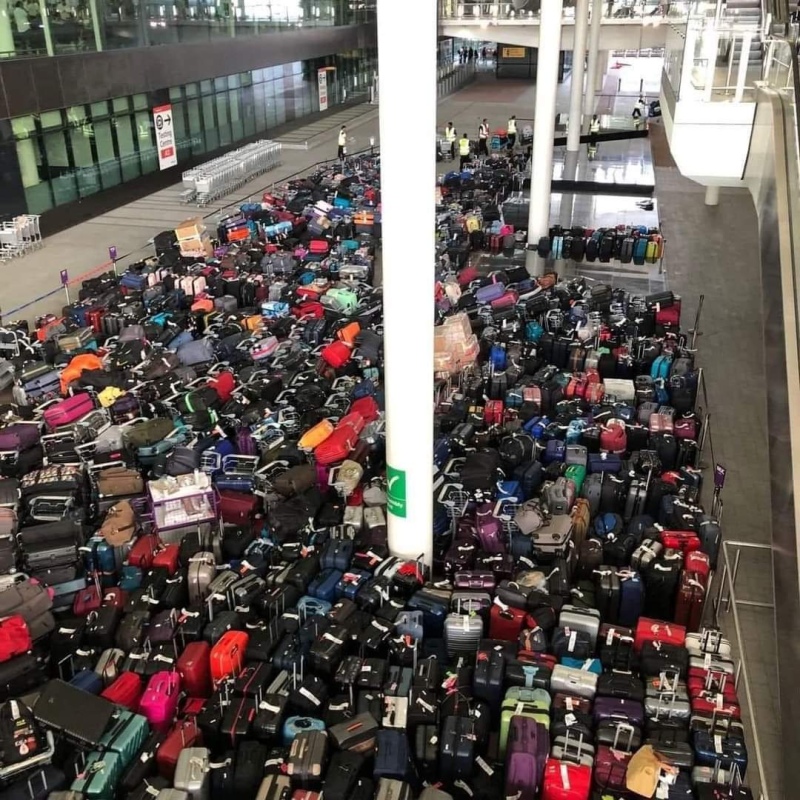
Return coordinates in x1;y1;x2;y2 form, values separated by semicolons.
442;116;520;170
457;45;493;64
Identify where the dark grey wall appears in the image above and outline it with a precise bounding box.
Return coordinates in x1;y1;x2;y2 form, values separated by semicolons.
0;23;376;119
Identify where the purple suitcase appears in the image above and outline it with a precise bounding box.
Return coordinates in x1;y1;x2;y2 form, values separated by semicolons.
592;697;644;728
476;503;506;554
505;716;547;800
475;283;506;304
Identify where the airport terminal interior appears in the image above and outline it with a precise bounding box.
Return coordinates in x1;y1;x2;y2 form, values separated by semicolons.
0;0;794;799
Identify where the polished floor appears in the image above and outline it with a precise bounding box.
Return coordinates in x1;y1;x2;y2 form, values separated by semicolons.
0;72;782;799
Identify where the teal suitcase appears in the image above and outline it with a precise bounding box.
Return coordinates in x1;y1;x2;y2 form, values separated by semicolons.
98;710;150;765
71;751;124;799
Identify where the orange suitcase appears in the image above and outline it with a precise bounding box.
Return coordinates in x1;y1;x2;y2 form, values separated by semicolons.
210;630;248;685
298;419;334;451
336;322;361;345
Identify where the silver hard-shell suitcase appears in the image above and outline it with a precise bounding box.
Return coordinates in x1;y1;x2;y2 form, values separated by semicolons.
93;647;126;686
558;605;601;648
443;612;482;657
551;664;598;700
188;552;216;604
530;515;573;556
174;747;210;800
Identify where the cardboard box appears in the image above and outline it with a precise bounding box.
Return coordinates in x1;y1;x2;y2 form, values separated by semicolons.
174;217;206;242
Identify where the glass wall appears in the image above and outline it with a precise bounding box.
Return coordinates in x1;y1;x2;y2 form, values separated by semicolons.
0;0;376;59
10;46;377;213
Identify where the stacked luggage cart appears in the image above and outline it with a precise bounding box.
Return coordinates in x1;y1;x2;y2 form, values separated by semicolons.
0;215;43;261
0;145;759;800
181;140;283;206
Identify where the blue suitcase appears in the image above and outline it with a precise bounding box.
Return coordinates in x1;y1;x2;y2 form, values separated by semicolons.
618;571;644;626
542;440;565;465
167;330;194;351
308;569;343;602
335;569;371;601
321;541;353;572
120;565;143;591
693;731;748;777
120;272;147;291
560;657;602;675
70;669;104;694
373;729;413;781
297;596;332;618
406;591;448;638
282;715;325;745
633;238;648;266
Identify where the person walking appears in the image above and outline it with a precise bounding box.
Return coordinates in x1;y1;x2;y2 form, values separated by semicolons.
589;114;601;146
444;122;458;159
506;115;517;150
337;125;347;160
458;133;472;170
632;95;645;129
477;118;489;157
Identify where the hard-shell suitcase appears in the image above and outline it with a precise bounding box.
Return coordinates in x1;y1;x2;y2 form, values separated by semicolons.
287;730;329;786
374;729;412;781
174;747;211;800
138;671;181;732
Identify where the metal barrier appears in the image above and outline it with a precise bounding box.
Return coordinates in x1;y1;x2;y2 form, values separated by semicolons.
711;540;774;800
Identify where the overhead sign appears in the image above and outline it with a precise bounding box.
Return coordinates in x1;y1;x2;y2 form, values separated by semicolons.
153;104;177;171
387;465;407;519
502;47;527;59
318;69;329;112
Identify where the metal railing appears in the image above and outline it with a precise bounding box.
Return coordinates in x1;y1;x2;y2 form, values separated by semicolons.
711;540;774;800
438;0;694;23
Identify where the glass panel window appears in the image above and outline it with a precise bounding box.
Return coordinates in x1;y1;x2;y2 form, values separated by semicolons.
133;93;148;110
171;102;190;160
94;120;121;189
91;101;110;118
39;110;63;130
229;89;243;142
186;98;205;155
185;83;199;97
69;125;99;199
200;79;213;95
169;86;183;102
112;97;130;113
202;95;218;150
135;111;158;173
114;114;141;182
216;92;231;146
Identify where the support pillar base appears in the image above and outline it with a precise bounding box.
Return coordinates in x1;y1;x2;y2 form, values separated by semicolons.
705;185;720;206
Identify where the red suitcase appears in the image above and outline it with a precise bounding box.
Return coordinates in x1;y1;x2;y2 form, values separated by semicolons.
489;604;526;641
687;675;738;703
684;551;711;583
218;491;260;525
152;544;180;575
0;615;31;662
315;412;365;466
634;617;686;653
659;530;701;555
349;396;380;424
128;533;162;569
101;587;127;609
177;641;212;698
320;340;351;369
690;695;741;720
101;671;144;711
210;630;249;685
86;309;105;335
156;717;202;780
484;400;504;426
551;693;592;714
73;584;102;616
674;570;705;632
541;758;591;800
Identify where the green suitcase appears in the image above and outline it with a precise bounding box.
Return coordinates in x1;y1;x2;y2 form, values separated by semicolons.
504;687;551;707
565;465;586;494
499;699;550;756
98;710;150;766
71;751;124;799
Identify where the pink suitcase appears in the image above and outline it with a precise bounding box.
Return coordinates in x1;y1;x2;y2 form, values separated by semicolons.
250;336;279;361
138;670;181;731
43;392;96;430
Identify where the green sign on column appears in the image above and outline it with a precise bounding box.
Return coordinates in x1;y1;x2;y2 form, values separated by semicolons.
387;465;407;518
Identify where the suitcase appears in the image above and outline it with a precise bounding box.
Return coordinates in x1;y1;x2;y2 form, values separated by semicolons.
374;729;412;781
174;748;210;800
138;671;181;732
286;730;328;786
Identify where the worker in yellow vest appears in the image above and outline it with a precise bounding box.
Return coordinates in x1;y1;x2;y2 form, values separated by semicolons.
477;118;489;157
444;122;457;159
507;115;517;150
458;134;471;170
338;125;347;160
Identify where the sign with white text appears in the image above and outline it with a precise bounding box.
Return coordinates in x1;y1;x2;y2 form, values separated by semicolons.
153;104;177;171
318;69;329;112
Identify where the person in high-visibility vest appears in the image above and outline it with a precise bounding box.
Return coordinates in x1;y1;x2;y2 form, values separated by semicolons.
589;114;600;140
507;115;517;150
338;126;347;160
458;134;471;170
444;122;457;159
477;118;489;157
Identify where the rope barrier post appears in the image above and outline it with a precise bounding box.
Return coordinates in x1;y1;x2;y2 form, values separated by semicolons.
109;246;118;277
60;270;70;306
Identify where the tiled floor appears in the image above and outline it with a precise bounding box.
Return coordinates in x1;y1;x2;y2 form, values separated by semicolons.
0;73;781;797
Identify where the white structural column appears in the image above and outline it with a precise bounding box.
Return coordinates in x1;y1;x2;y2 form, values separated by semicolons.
526;0;563;274
583;0;603;121
567;0;589;152
705;186;720;206
377;0;436;566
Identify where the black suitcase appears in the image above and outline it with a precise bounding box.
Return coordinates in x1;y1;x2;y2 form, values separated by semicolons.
595;567;621;623
439;716;475;783
414;724;438;781
321;751;364;800
287;729;329;787
0;766;66;800
472;649;504;711
289;674;328;715
643;559;681;619
252;693;288;743
119;730;167;792
234;740;269;795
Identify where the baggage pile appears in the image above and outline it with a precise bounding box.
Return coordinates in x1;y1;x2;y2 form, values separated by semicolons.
430;263;749;798
0;143;753;800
